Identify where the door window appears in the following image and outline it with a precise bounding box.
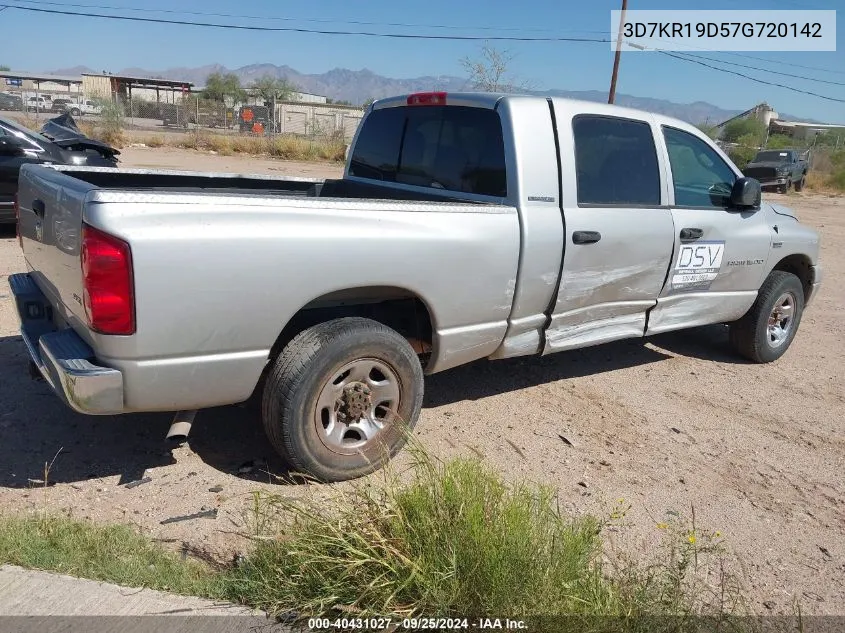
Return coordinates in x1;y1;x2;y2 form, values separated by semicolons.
572;114;661;206
663;126;737;208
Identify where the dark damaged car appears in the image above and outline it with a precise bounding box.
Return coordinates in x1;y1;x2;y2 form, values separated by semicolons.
0;113;119;224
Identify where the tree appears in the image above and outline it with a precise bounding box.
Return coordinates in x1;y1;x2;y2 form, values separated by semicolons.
362;97;376;108
250;74;297;104
202;72;245;103
0;65;10;71
765;134;794;150
721;118;766;144
728;144;759;170
459;42;533;93
696;123;718;139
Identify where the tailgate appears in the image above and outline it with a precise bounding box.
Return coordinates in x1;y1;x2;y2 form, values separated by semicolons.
17;163;95;327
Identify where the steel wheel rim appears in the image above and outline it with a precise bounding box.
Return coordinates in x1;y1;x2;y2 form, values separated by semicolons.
767;292;796;348
314;358;401;455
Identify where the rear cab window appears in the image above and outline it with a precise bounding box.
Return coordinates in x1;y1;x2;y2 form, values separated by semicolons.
349;105;507;198
572;114;661;206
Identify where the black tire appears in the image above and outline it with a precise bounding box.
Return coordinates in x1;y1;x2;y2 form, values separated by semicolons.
261;317;424;482
778;179;791;194
70;108;80;116
729;271;804;363
794;175;805;192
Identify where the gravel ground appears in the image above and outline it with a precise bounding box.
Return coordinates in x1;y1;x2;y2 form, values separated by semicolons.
0;147;842;614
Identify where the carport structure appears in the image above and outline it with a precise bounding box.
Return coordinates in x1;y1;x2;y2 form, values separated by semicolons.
81;73;193;106
0;70;82;100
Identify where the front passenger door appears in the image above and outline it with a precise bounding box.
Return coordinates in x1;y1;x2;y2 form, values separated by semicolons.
646;125;771;334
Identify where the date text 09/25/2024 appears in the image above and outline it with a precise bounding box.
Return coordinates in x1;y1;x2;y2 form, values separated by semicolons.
307;617;528;630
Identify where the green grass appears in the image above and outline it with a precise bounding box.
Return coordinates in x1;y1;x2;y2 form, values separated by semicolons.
0;450;749;632
0;514;223;598
219;451;746;631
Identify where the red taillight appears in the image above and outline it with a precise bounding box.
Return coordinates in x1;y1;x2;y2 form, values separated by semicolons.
407;91;447;106
14;193;21;248
81;224;135;335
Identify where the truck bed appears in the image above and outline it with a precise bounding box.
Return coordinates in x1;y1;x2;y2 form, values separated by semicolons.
15;162;519;412
51;166;487;204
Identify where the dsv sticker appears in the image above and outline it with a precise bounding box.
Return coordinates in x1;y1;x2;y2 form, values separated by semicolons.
671;241;725;291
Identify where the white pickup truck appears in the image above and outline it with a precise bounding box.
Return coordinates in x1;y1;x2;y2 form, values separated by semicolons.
11;92;822;481
66;99;103;117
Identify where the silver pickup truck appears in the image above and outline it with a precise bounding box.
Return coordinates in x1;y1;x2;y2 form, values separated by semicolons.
11;92;822;481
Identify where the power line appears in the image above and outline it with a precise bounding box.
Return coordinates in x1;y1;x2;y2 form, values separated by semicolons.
1;4;611;41
4;2;844;104
656;50;845;103
673;51;845;87
2;0;608;36
717;50;845;77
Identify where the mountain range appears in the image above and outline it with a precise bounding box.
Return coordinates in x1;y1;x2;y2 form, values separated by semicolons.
51;63;812;125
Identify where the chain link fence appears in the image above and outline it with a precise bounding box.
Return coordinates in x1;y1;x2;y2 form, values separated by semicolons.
119;94;364;142
1;85;365;142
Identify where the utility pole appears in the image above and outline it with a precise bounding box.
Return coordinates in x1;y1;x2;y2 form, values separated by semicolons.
608;0;628;104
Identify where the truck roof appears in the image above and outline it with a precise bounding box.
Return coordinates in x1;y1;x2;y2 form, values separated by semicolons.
371;91;704;137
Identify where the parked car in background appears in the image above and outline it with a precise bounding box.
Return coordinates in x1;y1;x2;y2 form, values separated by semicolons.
0;92;23;111
50;98;74;114
743;149;809;193
10;92;822;483
0;113;119;224
26;96;51;112
67;99;103;116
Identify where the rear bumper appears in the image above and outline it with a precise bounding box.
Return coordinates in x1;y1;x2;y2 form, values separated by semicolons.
10;272;124;415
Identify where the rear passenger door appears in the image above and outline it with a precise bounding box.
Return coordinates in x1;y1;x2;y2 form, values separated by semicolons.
544;110;675;353
646;125;771;334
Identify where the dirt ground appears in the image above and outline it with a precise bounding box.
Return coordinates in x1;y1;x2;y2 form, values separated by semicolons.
117;144;344;179
0;147;842;615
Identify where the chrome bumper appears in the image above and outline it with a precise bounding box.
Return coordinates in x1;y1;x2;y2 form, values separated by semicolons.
10;273;124;415
757;177;789;187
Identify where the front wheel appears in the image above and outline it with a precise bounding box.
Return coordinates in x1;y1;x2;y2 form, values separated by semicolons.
261;317;424;482
794;175;805;192
729;271;805;363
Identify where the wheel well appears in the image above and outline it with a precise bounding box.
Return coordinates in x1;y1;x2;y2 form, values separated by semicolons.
268;287;434;371
772;254;812;302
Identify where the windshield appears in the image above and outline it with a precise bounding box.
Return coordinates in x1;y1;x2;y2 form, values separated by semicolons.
753;151;790;162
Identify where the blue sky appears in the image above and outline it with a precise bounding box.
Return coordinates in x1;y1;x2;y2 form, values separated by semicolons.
1;0;843;122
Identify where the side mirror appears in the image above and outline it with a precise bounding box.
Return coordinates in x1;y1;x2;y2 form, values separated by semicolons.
730;177;761;209
0;137;27;157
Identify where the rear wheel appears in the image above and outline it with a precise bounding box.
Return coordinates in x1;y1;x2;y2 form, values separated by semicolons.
729;271;804;363
261;317;424;482
70;108;81;116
